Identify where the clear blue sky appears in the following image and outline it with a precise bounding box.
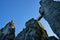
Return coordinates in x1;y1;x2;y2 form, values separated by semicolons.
0;0;59;37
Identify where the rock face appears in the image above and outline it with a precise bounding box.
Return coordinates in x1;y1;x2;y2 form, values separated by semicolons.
40;0;60;38
15;18;48;40
0;20;15;40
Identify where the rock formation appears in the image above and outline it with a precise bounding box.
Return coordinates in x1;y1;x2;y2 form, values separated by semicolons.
15;18;48;40
0;20;15;40
0;19;58;40
0;0;60;40
15;18;58;40
40;0;60;39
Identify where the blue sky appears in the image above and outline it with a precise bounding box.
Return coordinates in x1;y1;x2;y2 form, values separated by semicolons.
0;0;59;37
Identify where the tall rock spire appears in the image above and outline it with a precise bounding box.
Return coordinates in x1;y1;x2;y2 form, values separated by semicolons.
0;20;15;40
40;0;60;39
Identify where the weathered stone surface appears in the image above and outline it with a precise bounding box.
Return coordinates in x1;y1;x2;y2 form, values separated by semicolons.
15;18;48;40
0;20;15;40
40;0;60;38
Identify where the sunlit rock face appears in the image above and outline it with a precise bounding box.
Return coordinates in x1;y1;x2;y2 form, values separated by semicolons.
0;20;15;40
40;0;60;38
15;18;48;40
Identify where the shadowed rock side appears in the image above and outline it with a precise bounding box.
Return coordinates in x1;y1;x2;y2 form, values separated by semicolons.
0;20;15;40
40;0;60;39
